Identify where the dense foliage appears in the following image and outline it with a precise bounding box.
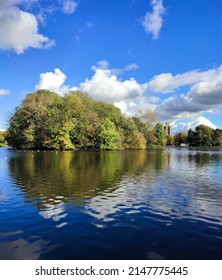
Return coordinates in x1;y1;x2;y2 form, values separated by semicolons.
187;125;222;147
6;90;166;150
173;125;222;147
173;132;188;145
0;131;7;147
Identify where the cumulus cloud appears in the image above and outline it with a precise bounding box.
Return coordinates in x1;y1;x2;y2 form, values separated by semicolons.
114;97;157;116
0;89;10;96
0;0;34;8
155;66;222;121
0;2;54;54
114;101;129;115
173;117;217;134
149;66;222;93
79;64;147;102
35;62;144;99
142;0;165;39
35;68;77;95
188;79;222;106
0;0;78;54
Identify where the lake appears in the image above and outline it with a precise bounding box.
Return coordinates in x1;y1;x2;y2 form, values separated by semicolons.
0;147;222;260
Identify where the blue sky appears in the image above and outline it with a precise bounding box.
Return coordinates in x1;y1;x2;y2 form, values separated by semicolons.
0;0;221;132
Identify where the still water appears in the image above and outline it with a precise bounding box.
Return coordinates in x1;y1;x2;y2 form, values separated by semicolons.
0;147;222;260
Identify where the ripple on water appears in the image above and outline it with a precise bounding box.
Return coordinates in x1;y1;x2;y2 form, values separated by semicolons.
0;148;222;259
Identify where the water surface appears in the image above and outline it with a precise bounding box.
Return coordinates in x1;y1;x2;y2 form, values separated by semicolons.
0;147;222;259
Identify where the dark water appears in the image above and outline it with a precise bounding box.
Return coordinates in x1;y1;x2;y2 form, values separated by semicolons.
0;147;222;260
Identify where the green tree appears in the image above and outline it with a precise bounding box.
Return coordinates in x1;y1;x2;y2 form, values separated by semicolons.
6;90;61;149
130;131;147;149
153;122;166;148
146;130;157;149
94;101;123;126
174;132;188;145
132;116;151;142
6;90;158;151
166;135;174;145
0;131;7;146
212;129;222;146
187;128;197;146
98;119;120;150
187;125;215;147
196;125;213;146
119;117;141;149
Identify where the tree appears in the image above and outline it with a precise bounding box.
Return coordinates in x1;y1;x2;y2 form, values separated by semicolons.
6;90;156;150
98;119;120;150
187;128;197;146
166;135;174;145
174;132;187;145
71;109;100;149
131;132;147;150
137;109;157;129
187;125;215;147
146;130;157;149
153;122;166;148
196;125;213;146
132;116;150;136
94;100;122;126
212;129;222;146
0;131;7;146
6;90;61;149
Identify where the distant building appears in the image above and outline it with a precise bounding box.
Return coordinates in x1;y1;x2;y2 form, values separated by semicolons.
164;122;172;136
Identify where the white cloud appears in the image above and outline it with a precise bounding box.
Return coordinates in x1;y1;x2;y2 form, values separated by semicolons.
188;79;222;106
34;64;221;132
80;65;147;102
92;60;109;70
114;101;129;115
0;0;79;54
92;60;138;75
111;63;139;75
173;117;217;134
149;66;222;93
155;66;222;121
0;5;54;54
142;0;165;39
0;0;34;8
62;0;78;14
0;89;10;96
35;68;77;95
36;68;67;91
114;100;140;116
114;97;157;116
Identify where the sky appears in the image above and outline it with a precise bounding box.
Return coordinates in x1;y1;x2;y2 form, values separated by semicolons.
0;0;221;133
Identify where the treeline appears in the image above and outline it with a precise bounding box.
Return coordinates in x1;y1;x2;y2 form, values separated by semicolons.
6;90;166;150
172;125;222;147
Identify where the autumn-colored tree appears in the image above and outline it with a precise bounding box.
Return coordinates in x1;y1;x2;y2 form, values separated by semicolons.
0;131;7;146
173;132;188;145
